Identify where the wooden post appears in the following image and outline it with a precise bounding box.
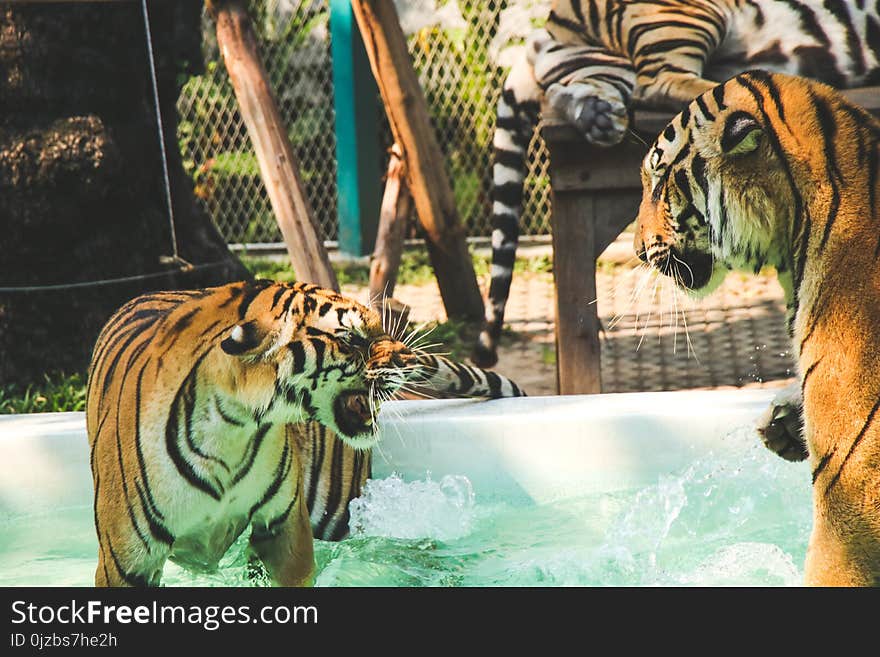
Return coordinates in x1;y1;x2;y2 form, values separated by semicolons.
349;0;484;321
369;144;411;305
207;0;337;290
329;0;382;257
549;189;602;395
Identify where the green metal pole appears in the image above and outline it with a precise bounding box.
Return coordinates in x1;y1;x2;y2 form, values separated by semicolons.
329;0;382;257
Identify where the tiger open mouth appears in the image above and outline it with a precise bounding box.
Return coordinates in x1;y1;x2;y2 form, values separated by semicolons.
333;390;374;439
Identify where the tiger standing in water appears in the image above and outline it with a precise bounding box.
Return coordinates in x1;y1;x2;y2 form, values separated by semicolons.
87;280;524;586
474;0;880;367
634;71;880;585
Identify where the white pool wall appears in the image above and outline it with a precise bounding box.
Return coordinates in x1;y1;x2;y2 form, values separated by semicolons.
368;389;779;503
0;388;779;516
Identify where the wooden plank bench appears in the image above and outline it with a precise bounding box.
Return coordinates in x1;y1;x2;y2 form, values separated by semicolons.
542;86;880;395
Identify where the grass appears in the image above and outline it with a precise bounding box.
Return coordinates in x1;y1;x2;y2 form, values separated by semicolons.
0;372;87;414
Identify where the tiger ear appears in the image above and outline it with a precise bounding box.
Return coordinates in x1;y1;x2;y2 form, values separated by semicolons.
721;111;763;156
220;320;268;356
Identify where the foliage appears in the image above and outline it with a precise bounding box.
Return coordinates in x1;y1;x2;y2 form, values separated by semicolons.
0;373;87;414
177;1;337;244
408;1;503;235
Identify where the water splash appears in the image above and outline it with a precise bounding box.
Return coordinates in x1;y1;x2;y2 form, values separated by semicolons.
349;473;478;541
587;425;811;585
675;543;801;586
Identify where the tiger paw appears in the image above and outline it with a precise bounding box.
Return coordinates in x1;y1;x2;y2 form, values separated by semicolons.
755;384;807;462
546;81;628;146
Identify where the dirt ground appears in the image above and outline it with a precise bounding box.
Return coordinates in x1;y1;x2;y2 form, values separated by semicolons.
341;236;797;397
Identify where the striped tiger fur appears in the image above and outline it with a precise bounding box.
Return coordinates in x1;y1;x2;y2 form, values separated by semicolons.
473;0;880;367
633;71;880;585
86;280;525;586
302;352;525;542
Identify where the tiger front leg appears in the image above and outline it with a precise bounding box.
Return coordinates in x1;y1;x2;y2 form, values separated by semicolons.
527;28;634;146
249;487;315;587
93;515;168;587
630;26;722;111
632;71;718;110
91;446;170;587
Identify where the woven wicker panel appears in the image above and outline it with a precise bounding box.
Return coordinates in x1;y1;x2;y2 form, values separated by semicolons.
596;267;795;393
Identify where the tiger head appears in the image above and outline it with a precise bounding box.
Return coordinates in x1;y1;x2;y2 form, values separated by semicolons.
211;281;417;449
634;72;800;295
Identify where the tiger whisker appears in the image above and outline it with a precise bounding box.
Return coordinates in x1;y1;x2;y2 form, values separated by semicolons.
628;128;648;147
406;333;441;352
636;265;662;351
671;267;680;354
629;264;658;336
656;269;667;343
676;285;699;362
670;251;696;289
667;265;699;362
401;319;430;342
606;263;650;330
367;380;379;438
378;388;409;449
666;253;700;361
389;299;408;342
410;343;447;358
605;262;652;330
587;256;645;306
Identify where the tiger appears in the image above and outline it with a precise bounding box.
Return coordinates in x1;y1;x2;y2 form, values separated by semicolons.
633;70;880;585
86;279;525;587
472;0;880;368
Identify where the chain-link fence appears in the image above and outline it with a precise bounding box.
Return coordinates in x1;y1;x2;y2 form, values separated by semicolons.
176;0;551;246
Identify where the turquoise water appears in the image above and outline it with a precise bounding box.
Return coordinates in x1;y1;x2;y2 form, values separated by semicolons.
0;428;812;587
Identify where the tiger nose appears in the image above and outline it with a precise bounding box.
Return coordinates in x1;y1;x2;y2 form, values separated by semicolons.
391;350;416;368
368;340;413;367
387;346;416;368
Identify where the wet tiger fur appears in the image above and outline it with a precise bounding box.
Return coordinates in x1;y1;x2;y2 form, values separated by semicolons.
86;280;524;586
633;71;880;585
474;0;880;367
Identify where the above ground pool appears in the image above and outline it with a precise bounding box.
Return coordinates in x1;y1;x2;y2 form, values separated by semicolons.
0;389;812;586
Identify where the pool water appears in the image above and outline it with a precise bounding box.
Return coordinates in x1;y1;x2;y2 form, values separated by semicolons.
0;426;812;587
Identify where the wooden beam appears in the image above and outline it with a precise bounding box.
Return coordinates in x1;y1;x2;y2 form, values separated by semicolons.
207;0;337;290
550;190;602;395
349;0;484;321
369;143;411;305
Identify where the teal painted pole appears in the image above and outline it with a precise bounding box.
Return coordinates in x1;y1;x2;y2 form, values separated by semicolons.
329;0;382;256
